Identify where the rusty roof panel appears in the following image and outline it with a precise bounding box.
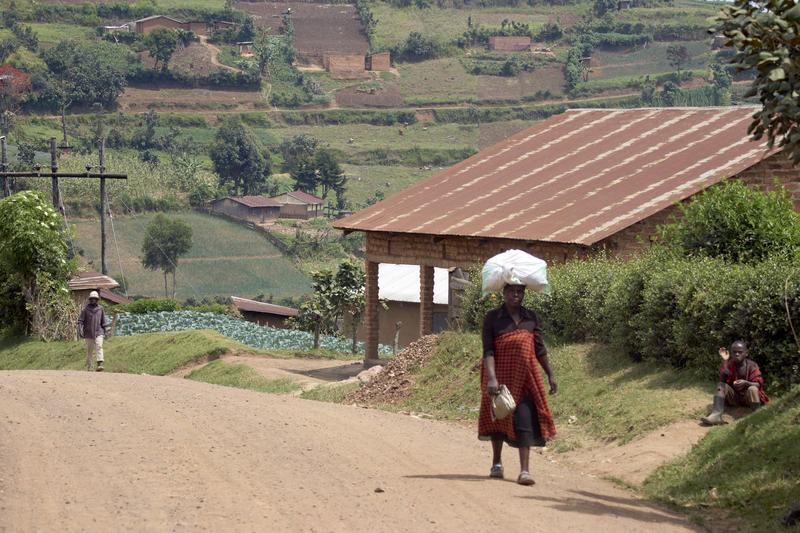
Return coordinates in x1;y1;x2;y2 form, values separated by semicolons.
333;108;773;245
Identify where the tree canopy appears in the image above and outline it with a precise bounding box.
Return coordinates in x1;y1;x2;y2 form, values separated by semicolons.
42;40;137;107
141;214;193;298
209;118;272;195
713;0;800;163
143;28;179;72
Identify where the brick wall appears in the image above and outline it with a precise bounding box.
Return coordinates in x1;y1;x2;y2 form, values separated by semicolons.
324;54;367;79
735;152;800;208
367;52;391;71
137;17;187;34
488;36;531;52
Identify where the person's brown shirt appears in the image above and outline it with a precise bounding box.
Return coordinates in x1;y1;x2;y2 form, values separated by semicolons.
482;305;547;359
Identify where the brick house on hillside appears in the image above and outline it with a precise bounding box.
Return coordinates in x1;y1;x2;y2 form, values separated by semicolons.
333;106;800;363
134;15;188;34
210;196;282;223
231;296;297;328
0;64;30;92
271;191;324;219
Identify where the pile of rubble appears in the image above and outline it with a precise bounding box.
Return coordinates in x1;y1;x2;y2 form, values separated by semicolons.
345;335;440;405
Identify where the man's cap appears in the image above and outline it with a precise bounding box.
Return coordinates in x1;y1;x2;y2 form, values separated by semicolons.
88;291;100;300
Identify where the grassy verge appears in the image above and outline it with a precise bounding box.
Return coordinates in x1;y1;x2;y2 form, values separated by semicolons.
0;330;248;375
334;332;710;447
186;359;301;394
300;381;361;402
644;385;800;532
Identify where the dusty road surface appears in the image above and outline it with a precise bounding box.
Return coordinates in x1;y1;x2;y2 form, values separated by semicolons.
0;371;698;533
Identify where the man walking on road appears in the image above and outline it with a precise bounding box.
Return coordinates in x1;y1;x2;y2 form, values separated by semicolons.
78;291;107;372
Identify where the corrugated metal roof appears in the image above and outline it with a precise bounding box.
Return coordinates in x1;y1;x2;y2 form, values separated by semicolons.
379;264;449;305
68;271;119;291
228;196;283;208
334;107;774;245
287;191;324;205
231;296;298;317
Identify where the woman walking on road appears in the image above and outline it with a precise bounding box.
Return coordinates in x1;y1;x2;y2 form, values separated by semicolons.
479;283;557;485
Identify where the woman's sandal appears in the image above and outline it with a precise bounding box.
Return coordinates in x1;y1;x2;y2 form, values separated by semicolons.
517;471;535;486
489;464;504;479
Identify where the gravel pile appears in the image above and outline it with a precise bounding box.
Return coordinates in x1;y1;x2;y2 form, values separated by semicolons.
345;335;440;405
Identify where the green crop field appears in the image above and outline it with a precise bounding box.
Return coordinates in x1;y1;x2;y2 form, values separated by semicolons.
342;164;435;207
398;58;478;104
29;23;94;46
592;40;714;80
72;212;311;301
370;4;572;50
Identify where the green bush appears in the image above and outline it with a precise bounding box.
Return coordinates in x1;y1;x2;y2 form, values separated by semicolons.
461;252;800;393
660;180;800;263
120;298;180;314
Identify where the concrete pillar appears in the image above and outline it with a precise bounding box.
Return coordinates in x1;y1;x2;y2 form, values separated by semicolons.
420;264;434;337
364;260;380;365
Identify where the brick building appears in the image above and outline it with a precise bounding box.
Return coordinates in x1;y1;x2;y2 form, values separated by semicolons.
271;191;324;219
134;15;188;34
69;271;130;306
210;196;282;223
488;36;531;52
323;53;368;79
333;107;800;363
366;52;391;72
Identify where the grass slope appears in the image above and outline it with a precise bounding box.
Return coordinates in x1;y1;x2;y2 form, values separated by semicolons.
367;333;709;445
186;359;301;394
0;330;246;375
645;385;800;531
72;211;311;300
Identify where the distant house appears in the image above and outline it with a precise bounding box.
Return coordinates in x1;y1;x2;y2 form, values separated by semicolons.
618;0;633;9
488;36;531;52
271;191;324;219
366;52;391;72
237;41;254;57
213;20;239;32
231;296;298;328
210;196;283;224
134;15;188;34
68;271;130;306
323;53;369;80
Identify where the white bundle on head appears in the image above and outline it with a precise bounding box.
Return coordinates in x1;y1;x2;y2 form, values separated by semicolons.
481;249;549;296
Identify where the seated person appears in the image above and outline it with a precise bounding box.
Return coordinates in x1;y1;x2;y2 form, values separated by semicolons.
701;340;769;426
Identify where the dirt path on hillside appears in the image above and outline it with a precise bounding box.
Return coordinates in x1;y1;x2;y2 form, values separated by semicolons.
0;371;699;533
199;36;241;73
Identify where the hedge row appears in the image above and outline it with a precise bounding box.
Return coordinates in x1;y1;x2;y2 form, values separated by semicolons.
463;253;800;393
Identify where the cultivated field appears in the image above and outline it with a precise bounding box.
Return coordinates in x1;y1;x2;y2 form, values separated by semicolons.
592;40;714;80
117;87;267;111
72;212;311;300
139;42;232;76
236;1;369;61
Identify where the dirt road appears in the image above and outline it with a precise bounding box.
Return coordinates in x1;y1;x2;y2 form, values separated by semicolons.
0;371;698;532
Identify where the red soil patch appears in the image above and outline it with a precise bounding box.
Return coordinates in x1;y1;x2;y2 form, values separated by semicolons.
335;83;404;108
236;2;369;62
139;42;225;77
118;86;264;112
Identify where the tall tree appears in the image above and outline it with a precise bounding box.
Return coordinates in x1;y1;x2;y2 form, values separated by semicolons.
314;148;346;200
713;0;800;163
666;45;690;77
279;133;319;173
290;156;319;194
141;214;193;298
143;28;179;72
209;118;272;195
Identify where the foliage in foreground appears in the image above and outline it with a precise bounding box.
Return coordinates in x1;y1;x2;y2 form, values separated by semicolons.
0;191;76;339
116;310;392;355
645;385;800;532
713;0;800;163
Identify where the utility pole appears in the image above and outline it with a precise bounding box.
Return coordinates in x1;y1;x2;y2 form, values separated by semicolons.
49;137;61;213
99;138;108;275
0;136;8;198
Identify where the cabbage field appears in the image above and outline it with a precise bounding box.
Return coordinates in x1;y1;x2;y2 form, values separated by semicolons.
116;311;392;354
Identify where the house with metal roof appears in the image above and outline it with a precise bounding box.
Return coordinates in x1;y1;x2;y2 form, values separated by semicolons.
230;296;298;328
333;107;800;363
210;196;283;224
271;191;324;219
69;271;130;306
